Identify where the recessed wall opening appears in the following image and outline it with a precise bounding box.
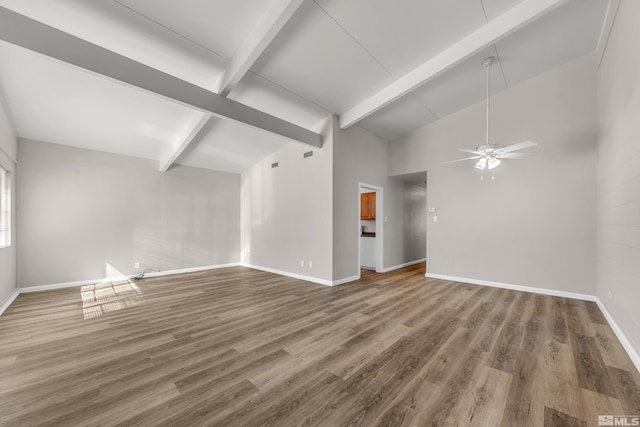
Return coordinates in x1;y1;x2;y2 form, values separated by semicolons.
390;171;427;273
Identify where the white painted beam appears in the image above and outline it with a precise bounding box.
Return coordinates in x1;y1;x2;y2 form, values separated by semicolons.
596;0;620;69
216;0;305;96
159;113;210;172
159;0;305;172
339;0;569;129
0;7;322;148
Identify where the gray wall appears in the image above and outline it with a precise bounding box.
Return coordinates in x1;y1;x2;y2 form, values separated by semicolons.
333;117;414;280
18;139;240;287
241;118;334;282
596;0;640;354
0;97;17;304
390;53;598;294
402;182;426;262
241;115;424;284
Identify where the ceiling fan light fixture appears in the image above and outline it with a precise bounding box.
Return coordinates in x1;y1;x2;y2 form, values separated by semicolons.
475;157;487;170
487;157;501;170
440;57;537;176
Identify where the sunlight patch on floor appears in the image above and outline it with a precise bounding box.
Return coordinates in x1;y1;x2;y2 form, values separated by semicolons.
81;280;143;320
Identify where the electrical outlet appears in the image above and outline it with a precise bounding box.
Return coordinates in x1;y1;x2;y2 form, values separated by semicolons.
301;260;304;267
135;262;140;269
309;261;312;268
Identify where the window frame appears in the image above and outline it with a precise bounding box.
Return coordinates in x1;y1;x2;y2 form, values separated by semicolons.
0;163;10;249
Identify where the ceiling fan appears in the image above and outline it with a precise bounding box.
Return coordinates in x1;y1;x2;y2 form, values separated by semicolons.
442;56;537;179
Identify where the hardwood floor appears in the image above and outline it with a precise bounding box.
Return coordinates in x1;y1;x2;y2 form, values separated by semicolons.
0;264;638;426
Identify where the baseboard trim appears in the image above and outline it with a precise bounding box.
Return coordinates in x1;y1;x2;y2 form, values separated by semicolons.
21;277;124;293
425;273;596;302
20;263;241;293
17;262;329;295
332;274;360;286
380;258;426;273
141;263;240;278
240;263;333;287
594;298;640;373
0;288;19;316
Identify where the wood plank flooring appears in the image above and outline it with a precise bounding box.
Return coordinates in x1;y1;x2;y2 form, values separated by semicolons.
0;264;638;426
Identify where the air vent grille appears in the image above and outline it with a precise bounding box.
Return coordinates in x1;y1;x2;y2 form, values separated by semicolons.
271;162;279;168
303;151;313;158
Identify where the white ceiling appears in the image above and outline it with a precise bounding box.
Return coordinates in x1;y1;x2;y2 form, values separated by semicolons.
0;0;609;173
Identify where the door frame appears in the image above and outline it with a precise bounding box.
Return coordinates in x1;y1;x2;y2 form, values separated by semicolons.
358;182;383;274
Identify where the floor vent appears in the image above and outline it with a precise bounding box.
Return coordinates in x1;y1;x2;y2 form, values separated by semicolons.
304;151;313;158
271;162;279;168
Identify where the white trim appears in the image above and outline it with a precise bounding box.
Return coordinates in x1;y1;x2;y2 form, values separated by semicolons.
594;298;640;373
20;263;241;293
240;263;333;287
141;263;240;278
425;273;596;301
0;288;19;316
21;277;122;293
332;274;360;287
380;258;426;273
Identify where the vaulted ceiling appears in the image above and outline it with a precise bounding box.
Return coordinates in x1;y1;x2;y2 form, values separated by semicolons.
0;0;609;173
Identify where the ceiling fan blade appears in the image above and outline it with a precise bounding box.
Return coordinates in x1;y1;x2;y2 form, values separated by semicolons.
441;155;481;164
499;140;538;153
499;152;534;159
458;148;483;155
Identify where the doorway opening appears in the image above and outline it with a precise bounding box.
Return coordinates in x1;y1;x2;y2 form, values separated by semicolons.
358;183;383;274
391;171;427;274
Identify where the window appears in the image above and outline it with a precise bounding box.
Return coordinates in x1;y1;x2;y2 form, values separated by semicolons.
0;164;10;248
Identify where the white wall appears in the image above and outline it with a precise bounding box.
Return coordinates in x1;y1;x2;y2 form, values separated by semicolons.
17;139;240;287
596;0;640;354
241;117;334;282
0;95;17;305
390;53;598;294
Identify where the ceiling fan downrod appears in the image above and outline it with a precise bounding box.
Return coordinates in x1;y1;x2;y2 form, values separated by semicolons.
482;56;495;147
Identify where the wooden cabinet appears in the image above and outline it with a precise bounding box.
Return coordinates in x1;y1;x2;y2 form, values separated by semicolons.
360;192;376;220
